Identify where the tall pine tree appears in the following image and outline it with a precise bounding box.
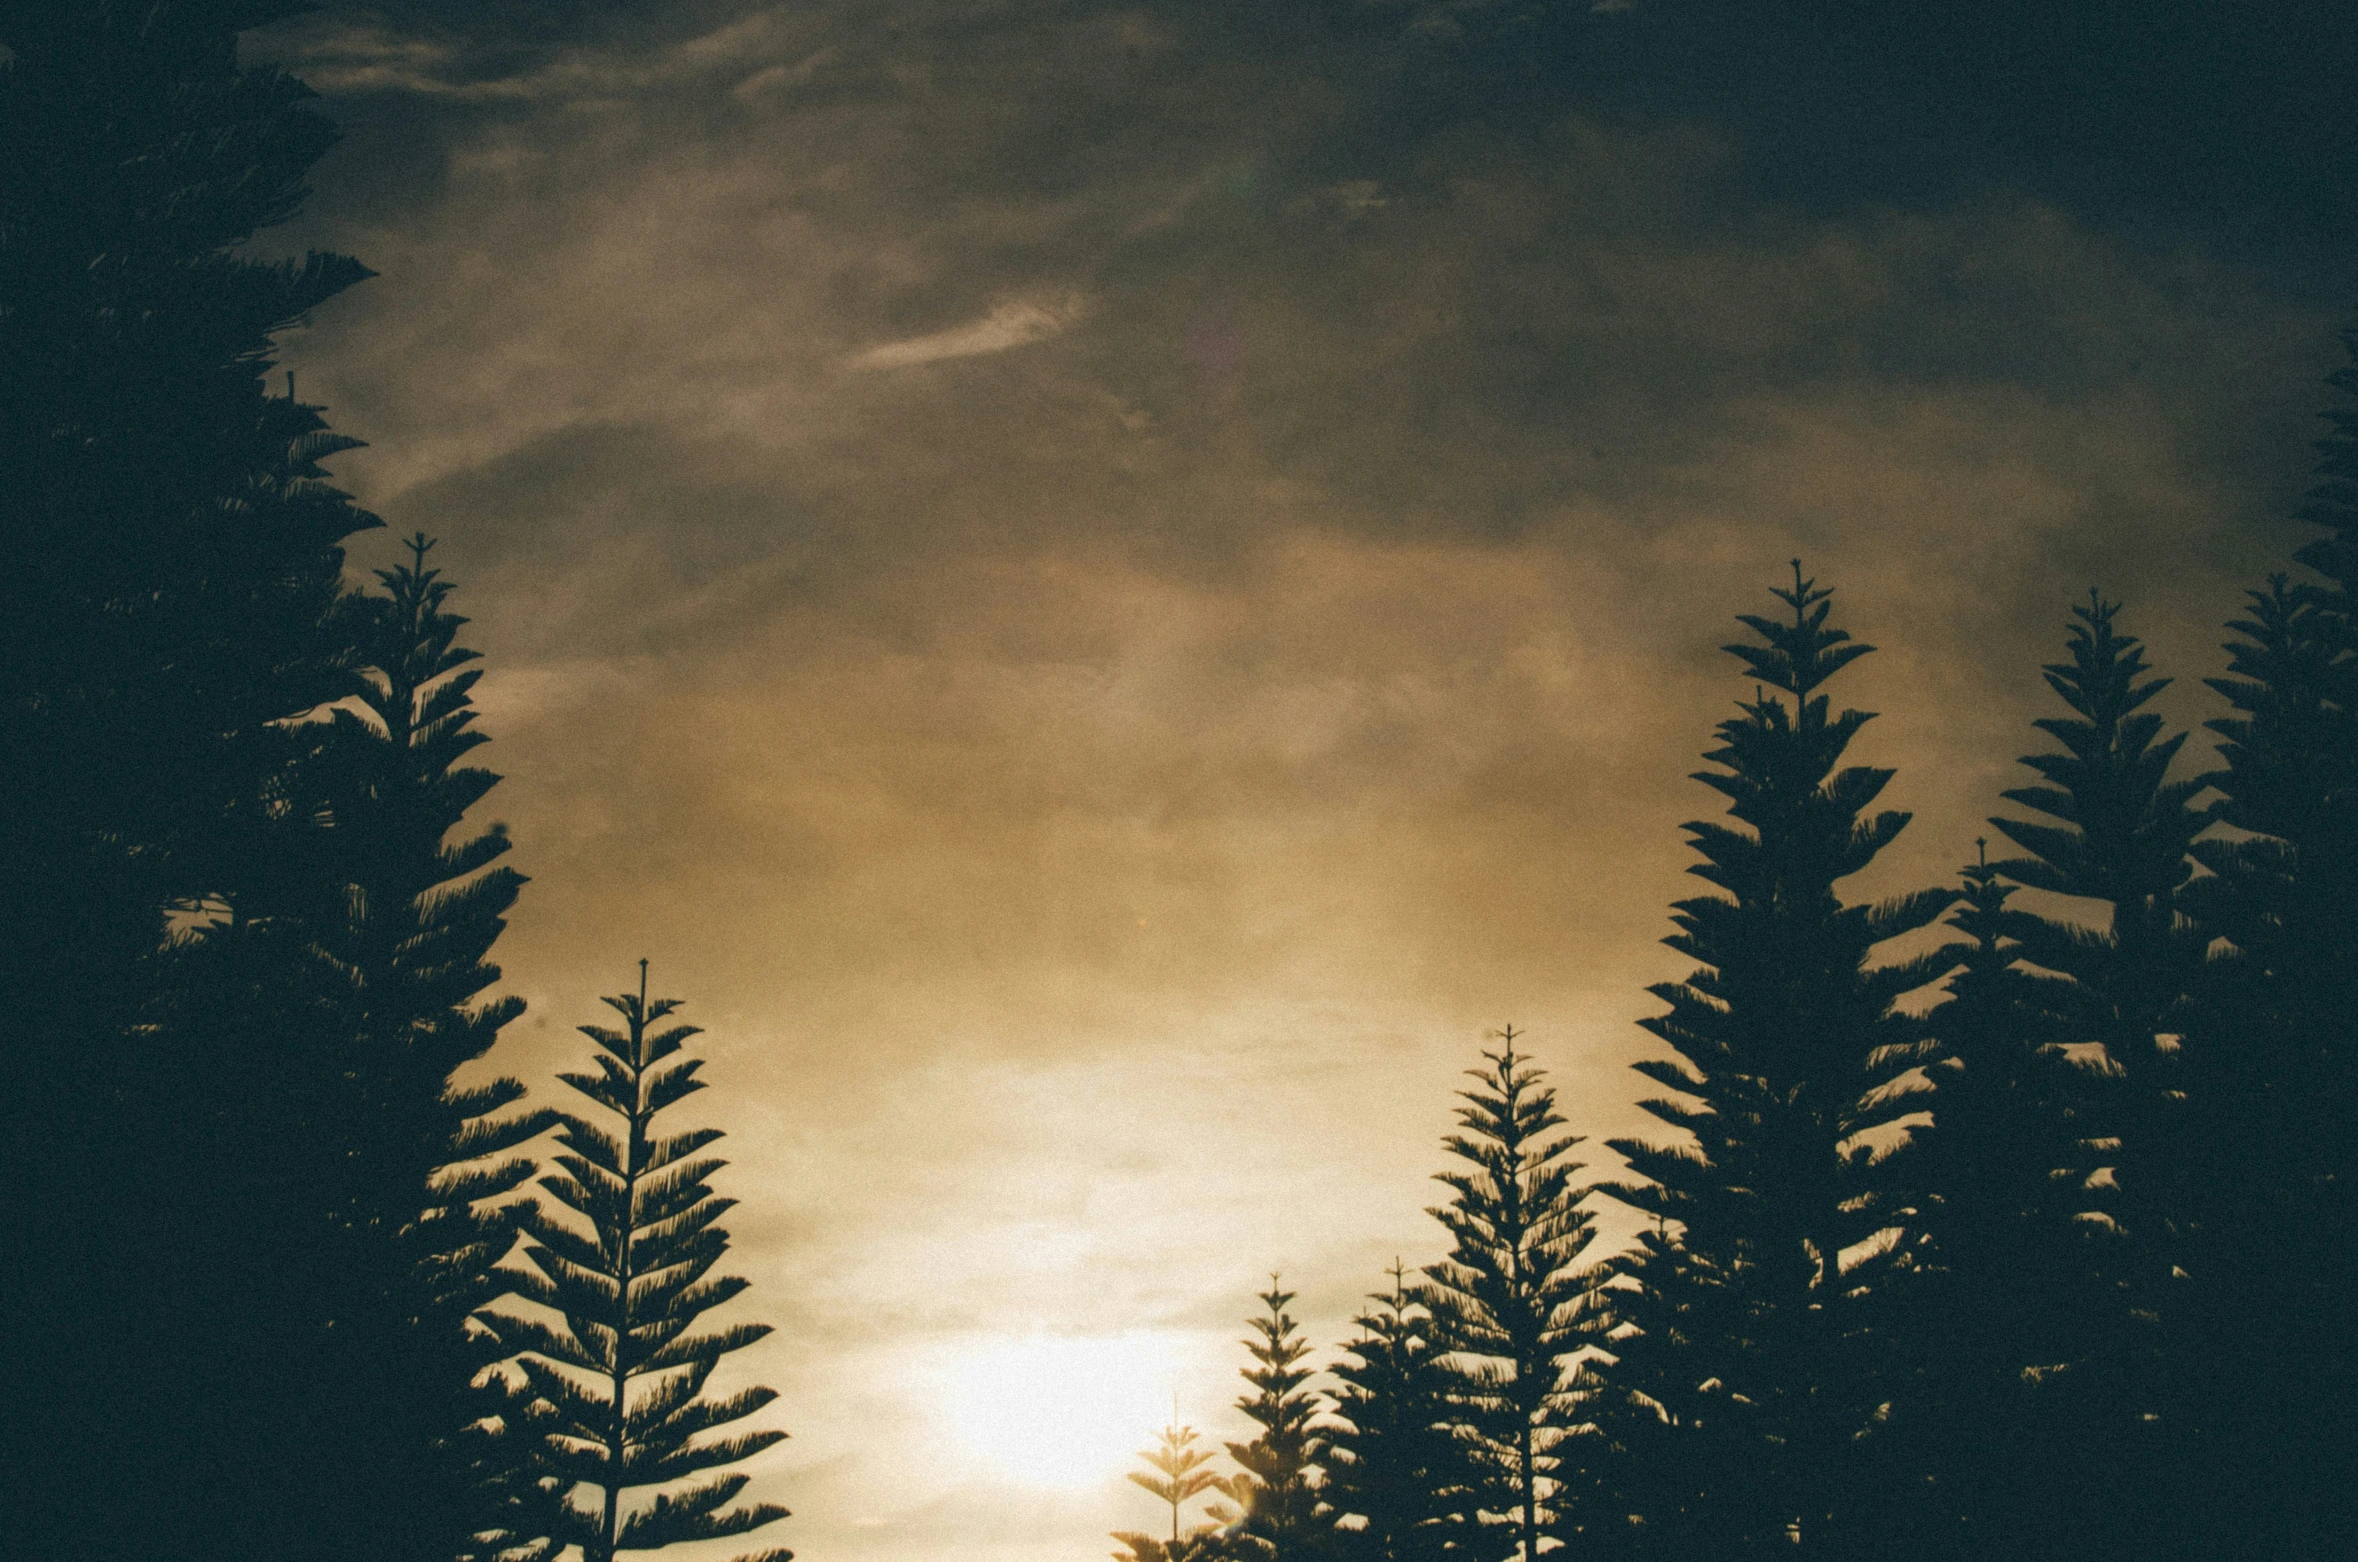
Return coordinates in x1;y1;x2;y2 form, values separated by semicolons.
1416;1030;1602;1562
1595;565;1956;1557
1982;592;2210;1561
496;969;790;1562
2176;331;2358;1555
311;536;558;1560
1;5;378;1553
1878;847;2105;1559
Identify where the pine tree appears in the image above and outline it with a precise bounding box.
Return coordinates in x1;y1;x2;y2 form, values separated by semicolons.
310;535;558;1560
1223;1280;1332;1562
1;5;377;1552
1595;565;1957;1556
1879;847;2104;1558
2175;331;2358;1554
1416;1030;1603;1562
1583;1202;1745;1561
1982;592;2210;1559
497;969;790;1562
1324;1265;1481;1562
1116;1416;1232;1562
0;0;373;945
26;420;383;1560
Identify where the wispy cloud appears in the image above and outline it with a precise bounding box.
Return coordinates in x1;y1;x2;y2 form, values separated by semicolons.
262;5;835;102
846;294;1092;371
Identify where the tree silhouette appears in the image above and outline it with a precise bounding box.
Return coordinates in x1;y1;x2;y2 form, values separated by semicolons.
1116;1415;1232;1562
1879;846;2105;1558
1596;565;1957;1555
2174;330;2358;1555
1324;1265;1481;1562
1223;1280;1332;1562
310;536;558;1559
497;968;789;1562
1;5;378;1554
1983;592;2210;1559
1416;1031;1602;1562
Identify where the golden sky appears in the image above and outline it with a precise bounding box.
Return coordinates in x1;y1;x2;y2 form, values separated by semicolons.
252;4;2351;1559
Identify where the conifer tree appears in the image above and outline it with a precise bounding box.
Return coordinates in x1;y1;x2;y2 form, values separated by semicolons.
1416;1030;1602;1562
1223;1280;1332;1562
1583;1202;1744;1561
1324;1266;1480;1562
1880;847;2103;1558
1;6;378;1552
310;535;557;1560
1595;565;1957;1556
497;969;790;1562
2175;332;2358;1553
1116;1416;1232;1562
0;0;373;949
1981;592;2210;1557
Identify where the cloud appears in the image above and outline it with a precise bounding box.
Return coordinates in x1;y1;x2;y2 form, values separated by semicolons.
846;293;1093;370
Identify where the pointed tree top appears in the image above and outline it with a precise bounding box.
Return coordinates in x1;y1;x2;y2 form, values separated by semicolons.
2038;588;2171;727
1725;560;1874;697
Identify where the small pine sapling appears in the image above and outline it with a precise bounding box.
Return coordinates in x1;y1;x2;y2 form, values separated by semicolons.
1116;1415;1232;1562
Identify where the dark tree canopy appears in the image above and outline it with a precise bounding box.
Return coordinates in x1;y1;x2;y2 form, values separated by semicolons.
0;0;373;941
1324;1266;1482;1562
1980;594;2212;1558
1875;847;2107;1558
1596;566;1956;1557
0;6;382;1554
311;537;557;1561
2168;330;2358;1556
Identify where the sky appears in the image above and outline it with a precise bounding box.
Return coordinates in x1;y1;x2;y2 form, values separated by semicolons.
243;4;2356;1560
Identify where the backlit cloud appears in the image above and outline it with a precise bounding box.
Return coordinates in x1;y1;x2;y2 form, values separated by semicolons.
847;293;1093;370
246;5;2354;1561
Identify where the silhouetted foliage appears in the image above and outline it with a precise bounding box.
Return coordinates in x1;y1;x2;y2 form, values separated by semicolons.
1117;1417;1234;1562
1223;1280;1333;1562
1595;565;1956;1556
1982;592;2211;1558
1324;1266;1482;1562
1878;847;2106;1558
0;5;380;1553
311;537;557;1560
2172;329;2358;1555
496;970;790;1562
1416;1031;1602;1562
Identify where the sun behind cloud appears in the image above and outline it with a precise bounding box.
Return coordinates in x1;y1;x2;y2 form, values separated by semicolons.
926;1330;1194;1492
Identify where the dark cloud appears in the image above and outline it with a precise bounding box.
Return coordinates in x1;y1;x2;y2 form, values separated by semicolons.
242;3;2353;1560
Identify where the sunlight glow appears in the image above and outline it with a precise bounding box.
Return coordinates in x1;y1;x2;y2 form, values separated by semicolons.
934;1330;1188;1492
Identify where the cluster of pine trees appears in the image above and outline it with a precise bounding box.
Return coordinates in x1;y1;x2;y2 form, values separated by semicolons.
1127;410;2358;1561
3;8;788;1561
